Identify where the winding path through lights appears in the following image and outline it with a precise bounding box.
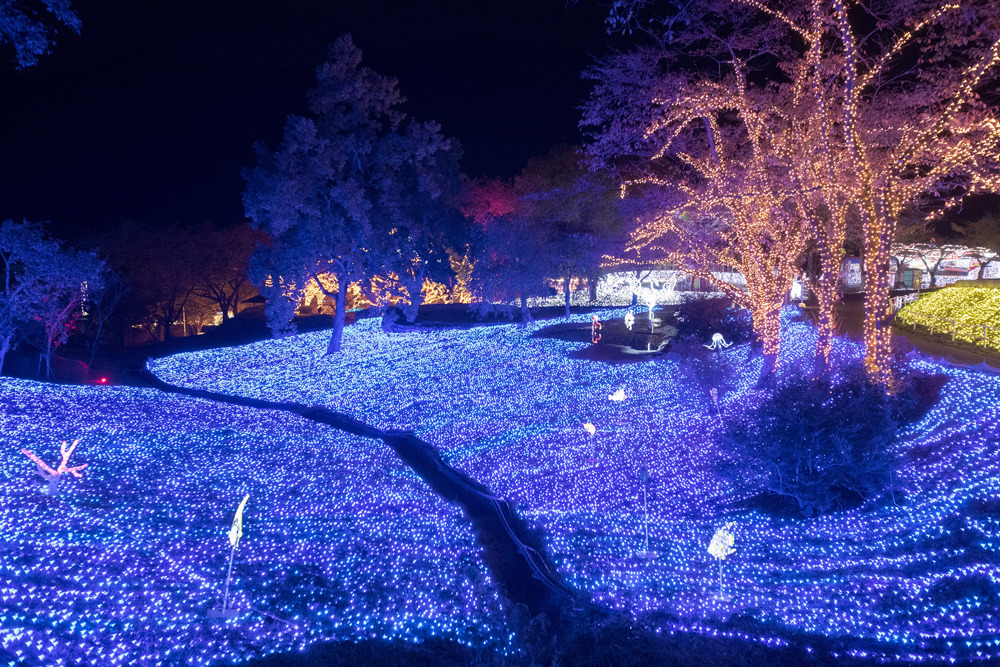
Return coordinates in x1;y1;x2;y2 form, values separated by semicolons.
3;308;1000;663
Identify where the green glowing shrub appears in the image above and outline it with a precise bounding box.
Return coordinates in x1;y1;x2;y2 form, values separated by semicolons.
896;287;1000;351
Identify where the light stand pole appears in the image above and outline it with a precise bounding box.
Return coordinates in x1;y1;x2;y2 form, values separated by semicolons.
637;466;657;559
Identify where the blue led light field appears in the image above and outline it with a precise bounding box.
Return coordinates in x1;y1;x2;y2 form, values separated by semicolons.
5;308;1000;665
153;310;1000;662
0;380;502;666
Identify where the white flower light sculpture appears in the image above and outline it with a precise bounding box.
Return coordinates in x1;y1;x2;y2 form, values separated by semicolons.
210;494;250;619
708;522;737;598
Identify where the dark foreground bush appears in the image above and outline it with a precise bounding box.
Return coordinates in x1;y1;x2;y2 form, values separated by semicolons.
674;295;754;346
719;365;900;517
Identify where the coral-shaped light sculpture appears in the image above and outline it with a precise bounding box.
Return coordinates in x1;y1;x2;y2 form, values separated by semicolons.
21;440;87;496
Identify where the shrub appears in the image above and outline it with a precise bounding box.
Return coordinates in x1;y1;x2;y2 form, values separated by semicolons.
674;295;753;345
718;364;899;517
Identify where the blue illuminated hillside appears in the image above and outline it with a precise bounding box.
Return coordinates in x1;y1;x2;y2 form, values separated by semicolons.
3;310;1000;664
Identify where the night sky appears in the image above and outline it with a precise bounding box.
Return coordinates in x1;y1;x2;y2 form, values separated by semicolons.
0;0;618;240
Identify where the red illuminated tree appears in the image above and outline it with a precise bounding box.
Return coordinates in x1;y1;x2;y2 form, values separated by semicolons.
462;178;552;323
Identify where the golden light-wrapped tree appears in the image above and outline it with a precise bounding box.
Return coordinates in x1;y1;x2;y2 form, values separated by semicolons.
585;0;1000;384
616;72;811;382
827;0;1000;383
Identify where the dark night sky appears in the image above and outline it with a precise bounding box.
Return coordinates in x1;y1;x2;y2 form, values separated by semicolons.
0;0;618;240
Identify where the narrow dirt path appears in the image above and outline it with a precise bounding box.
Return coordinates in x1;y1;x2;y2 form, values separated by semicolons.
133;369;574;618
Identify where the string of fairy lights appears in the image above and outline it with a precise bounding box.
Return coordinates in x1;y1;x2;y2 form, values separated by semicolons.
3;306;1000;664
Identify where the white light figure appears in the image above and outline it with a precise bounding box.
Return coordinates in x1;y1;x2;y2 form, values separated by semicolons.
583;422;598;460
210;494;249;619
704;333;732;350
642;289;657;333
637;466;657;559
708;522;737;599
625;310;635;331
21;440;88;496
790;276;804;302
608;388;626;402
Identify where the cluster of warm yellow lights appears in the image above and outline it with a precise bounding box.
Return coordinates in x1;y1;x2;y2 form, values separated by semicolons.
897;286;1000;352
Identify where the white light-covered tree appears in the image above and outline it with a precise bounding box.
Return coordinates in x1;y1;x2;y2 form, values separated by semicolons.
0;0;79;68
515;146;628;318
244;35;461;351
369;120;465;323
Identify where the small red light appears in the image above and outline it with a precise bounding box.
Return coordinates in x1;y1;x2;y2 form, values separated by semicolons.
98;377;108;384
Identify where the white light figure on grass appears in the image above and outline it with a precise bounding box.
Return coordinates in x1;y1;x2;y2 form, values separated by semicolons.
790;276;804;302
704;333;732;351
20;439;88;496
625;310;635;331
608;388;626;402
636;466;657;559
583;422;598;461
210;494;249;619
708;522;737;599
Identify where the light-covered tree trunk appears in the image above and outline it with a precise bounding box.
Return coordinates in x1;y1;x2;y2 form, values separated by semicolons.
326;277;348;355
519;293;533;325
752;302;782;387
563;272;572;319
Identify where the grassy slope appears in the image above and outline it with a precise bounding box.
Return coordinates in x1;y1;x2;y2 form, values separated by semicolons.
154;311;1000;662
